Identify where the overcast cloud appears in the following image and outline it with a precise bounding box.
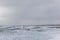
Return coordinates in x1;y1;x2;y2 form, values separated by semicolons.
0;0;60;25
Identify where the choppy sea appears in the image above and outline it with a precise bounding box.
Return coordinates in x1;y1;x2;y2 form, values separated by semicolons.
0;25;60;40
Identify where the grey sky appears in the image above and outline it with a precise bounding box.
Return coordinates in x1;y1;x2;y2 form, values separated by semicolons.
0;0;60;25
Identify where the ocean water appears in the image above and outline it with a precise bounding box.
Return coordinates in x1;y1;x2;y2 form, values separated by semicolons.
0;25;60;40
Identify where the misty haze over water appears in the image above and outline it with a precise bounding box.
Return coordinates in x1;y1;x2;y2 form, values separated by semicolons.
0;0;60;40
